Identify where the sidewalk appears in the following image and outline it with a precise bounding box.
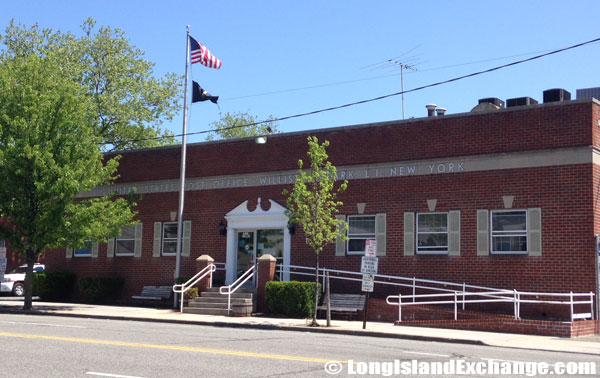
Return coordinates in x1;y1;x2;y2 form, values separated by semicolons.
1;297;599;356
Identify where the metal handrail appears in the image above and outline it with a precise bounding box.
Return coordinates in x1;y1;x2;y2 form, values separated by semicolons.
279;264;595;321
219;265;255;311
386;290;595;322
172;263;216;313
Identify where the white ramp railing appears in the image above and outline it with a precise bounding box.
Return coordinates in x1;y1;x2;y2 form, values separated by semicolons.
219;265;255;311
172;263;216;313
386;290;595;322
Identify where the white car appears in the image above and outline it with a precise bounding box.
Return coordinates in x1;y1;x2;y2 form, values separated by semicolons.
1;264;45;296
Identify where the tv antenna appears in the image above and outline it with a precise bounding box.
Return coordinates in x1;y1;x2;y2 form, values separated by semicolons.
388;59;418;120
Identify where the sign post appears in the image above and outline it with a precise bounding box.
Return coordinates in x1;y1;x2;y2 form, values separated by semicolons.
361;240;378;329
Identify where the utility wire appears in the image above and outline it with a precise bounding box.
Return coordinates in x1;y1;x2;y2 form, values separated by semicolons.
106;36;600;147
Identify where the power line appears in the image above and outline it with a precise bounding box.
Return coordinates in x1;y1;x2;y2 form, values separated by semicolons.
222;47;555;101
107;36;600;148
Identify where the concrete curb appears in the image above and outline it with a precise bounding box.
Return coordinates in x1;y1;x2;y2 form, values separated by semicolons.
1;306;486;346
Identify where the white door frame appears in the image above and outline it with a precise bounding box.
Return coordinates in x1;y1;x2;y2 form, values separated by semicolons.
224;198;291;285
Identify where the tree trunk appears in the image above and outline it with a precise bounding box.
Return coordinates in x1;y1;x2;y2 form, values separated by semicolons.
311;253;320;326
23;248;36;311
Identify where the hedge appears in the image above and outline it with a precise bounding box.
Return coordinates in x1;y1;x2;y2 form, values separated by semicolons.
78;275;124;303
33;271;76;301
265;281;320;318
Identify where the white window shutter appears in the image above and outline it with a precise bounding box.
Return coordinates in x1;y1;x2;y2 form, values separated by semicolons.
477;210;489;256
335;215;346;256
528;208;542;256
153;222;162;257
375;213;386;256
134;223;143;258
91;243;99;258
107;238;115;258
66;247;73;259
182;221;192;257
448;211;461;256
403;212;414;256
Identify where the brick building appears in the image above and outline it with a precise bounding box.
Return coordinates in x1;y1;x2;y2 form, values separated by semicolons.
8;91;600;321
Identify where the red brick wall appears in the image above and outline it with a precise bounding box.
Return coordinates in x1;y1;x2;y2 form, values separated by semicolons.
35;100;600;318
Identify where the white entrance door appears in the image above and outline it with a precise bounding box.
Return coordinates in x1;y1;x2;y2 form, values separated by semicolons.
236;229;285;287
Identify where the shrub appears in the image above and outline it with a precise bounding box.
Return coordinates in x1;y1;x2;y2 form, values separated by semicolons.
79;276;124;303
175;276;191;285
184;287;199;299
33;271;76;301
266;281;320;318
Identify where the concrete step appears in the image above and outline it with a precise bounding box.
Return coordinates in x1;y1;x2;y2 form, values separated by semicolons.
188;298;252;307
204;287;257;295
183;307;230;316
200;291;253;299
187;301;230;309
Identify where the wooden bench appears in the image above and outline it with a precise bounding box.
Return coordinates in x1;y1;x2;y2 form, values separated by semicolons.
132;286;173;302
317;293;366;318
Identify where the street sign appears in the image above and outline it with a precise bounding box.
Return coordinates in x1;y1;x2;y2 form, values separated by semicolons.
362;274;374;292
365;239;377;257
361;256;378;275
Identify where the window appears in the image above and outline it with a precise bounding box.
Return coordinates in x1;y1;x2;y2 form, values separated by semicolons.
115;225;135;256
416;213;448;254
162;222;178;256
491;210;527;254
74;241;92;257
0;240;5;248
347;215;376;255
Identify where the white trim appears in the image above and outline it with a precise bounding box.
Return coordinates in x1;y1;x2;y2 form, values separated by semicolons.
416;212;449;255
224;198;290;285
161;222;179;256
115;225;136;257
346;215;376;255
490;209;528;255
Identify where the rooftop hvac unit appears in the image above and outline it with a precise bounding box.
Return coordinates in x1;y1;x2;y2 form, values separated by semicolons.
543;88;571;103
478;97;505;108
506;97;539;107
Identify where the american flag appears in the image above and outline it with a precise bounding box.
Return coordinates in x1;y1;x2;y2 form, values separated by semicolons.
190;36;222;69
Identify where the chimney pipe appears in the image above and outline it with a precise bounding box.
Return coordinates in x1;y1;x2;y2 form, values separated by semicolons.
426;104;437;117
436;107;446;116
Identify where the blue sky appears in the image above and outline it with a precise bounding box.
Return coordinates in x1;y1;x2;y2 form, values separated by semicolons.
3;1;600;143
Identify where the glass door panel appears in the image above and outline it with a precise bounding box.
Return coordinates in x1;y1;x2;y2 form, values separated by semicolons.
256;229;284;280
236;231;255;280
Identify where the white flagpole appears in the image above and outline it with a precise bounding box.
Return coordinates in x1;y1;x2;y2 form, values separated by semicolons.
174;25;191;308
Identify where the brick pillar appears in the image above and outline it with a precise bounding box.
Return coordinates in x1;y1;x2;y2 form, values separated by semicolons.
257;254;277;313
195;255;214;293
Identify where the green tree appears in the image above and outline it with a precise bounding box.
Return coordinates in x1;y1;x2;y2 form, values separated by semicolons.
283;136;348;326
0;18;181;151
0;53;137;310
207;111;279;141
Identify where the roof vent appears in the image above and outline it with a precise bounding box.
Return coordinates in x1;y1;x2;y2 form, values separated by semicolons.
506;97;539;108
436;107;447;116
543;88;571;103
426;104;437;117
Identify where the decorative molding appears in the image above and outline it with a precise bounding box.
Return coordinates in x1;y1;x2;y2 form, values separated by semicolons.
503;196;514;209
170;211;177;222
427;199;437;212
357;203;366;214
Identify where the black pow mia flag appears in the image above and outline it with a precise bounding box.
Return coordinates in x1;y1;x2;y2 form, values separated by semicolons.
192;81;219;104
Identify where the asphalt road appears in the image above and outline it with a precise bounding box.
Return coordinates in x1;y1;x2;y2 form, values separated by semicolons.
0;313;598;378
